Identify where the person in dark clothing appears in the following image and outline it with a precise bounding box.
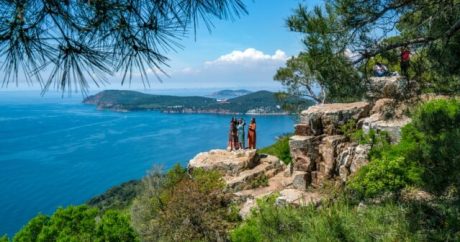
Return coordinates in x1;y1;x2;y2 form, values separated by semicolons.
228;117;237;151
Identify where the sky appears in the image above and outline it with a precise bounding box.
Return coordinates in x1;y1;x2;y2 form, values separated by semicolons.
1;0;323;94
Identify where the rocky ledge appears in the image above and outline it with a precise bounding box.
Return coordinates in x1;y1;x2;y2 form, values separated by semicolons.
290;76;417;189
188;149;323;218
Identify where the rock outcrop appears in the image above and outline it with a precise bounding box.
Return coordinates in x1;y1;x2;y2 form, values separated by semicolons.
189;149;324;217
366;76;409;99
289;102;373;187
300;102;370;135
362;114;411;142
289;96;412;188
188;149;259;176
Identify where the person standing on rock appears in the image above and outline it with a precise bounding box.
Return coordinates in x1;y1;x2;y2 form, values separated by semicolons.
400;46;411;78
248;118;256;149
228;117;236;151
232;118;239;150
237;118;246;149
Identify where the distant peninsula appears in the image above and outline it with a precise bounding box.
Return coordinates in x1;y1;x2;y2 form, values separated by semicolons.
83;90;314;115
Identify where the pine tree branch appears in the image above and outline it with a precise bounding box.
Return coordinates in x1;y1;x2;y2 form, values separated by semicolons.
352;17;460;65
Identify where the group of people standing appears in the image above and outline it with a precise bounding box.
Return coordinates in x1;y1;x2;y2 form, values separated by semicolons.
373;46;411;77
228;117;256;151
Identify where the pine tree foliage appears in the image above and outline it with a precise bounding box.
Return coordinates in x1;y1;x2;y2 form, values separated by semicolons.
0;0;247;94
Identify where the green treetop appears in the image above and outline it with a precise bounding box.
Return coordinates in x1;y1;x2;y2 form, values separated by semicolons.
275;0;460;103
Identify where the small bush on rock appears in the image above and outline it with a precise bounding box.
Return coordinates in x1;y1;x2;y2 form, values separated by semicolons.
259;136;292;165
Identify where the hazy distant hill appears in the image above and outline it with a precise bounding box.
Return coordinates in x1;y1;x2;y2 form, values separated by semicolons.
83;90;314;115
208;89;252;99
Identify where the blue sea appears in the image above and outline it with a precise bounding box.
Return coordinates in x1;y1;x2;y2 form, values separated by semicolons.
0;91;295;237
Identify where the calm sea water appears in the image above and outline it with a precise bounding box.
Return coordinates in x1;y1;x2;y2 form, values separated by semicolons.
0;92;294;236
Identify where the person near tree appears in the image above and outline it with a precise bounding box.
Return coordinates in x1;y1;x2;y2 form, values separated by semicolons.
400;46;411;78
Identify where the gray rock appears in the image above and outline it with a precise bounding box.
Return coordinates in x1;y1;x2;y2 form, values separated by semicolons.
283;163;293;177
362;114;411;143
300;102;370;135
188;149;258;176
291;171;309;190
239;199;256;219
366;76;408;99
276;189;322;206
336;144;371;182
349;144;371;173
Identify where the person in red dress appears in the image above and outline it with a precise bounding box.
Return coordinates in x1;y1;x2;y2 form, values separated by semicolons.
400;46;411;78
248;118;256;149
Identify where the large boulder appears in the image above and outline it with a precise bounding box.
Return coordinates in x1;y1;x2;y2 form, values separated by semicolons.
362;114;411;143
188;149;258;176
300;102;370;135
366;76;408;99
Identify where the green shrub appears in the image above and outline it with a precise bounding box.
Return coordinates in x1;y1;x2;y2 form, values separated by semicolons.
340;120;392;159
349;99;460;198
13;214;48;242
407;99;460;192
131;165;239;242
259;136;292;164
231;196;419;242
405;196;460;241
13;206;138;242
191;167;226;192
96;210;139;242
348;156;423;198
339;119;358;139
0;235;9;242
87;180;142;211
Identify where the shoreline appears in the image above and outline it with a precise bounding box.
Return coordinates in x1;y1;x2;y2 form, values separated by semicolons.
91;105;292;116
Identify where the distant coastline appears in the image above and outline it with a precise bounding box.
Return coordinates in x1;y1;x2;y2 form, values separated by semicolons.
83;90;314;115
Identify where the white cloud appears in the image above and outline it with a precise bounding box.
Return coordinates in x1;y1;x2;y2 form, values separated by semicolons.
151;48;290;90
205;48;288;65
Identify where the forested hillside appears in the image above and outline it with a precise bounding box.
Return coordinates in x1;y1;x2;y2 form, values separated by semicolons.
83;90;314;114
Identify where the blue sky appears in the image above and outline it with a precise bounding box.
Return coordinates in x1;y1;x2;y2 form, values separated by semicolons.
2;0;322;93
